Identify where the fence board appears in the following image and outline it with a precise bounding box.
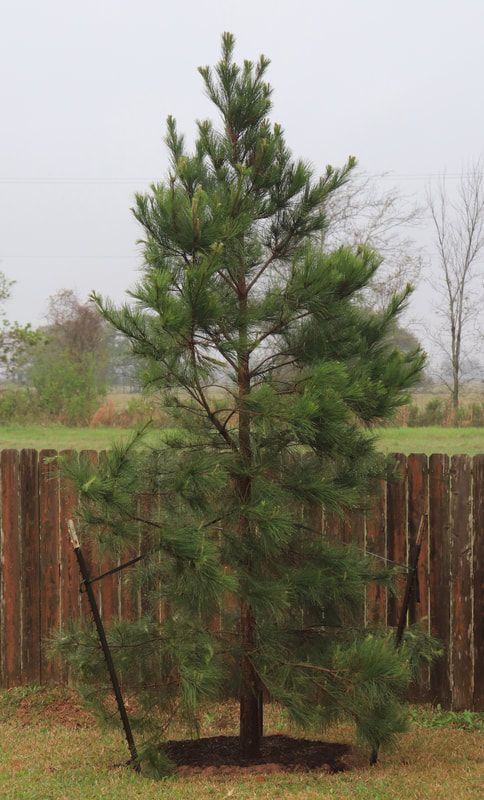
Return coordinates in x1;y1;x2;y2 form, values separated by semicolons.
386;454;407;627
407;454;429;626
59;451;80;624
348;510;366;625
428;453;451;705
1;450;22;687
20;449;40;685
473;454;484;710
96;452;118;625
365;481;387;626
450;455;473;710
137;493;152;618
78;451;98;622
39;449;60;683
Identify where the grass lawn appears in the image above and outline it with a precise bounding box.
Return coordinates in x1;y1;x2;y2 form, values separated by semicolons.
0;688;482;800
374;426;484;455
0;424;154;451
1;423;484;454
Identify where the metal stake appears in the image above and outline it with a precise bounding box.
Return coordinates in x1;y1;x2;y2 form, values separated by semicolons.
370;513;426;766
67;520;140;772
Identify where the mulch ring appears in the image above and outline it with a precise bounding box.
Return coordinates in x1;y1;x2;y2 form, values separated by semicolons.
165;734;357;777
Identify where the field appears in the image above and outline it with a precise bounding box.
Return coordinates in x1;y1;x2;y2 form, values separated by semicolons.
0;423;484;454
0;688;482;800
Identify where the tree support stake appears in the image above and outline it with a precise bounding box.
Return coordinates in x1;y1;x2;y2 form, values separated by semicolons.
67;520;140;772
370;513;427;767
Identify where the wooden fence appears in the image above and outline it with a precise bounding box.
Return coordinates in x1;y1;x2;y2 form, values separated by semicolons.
0;449;482;710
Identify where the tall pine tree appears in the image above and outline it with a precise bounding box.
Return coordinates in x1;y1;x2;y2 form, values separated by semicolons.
58;34;429;767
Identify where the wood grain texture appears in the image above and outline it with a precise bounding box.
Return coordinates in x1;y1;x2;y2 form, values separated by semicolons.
1;450;22;687
38;449;60;683
386;454;407;628
365;481;387;627
450;455;473;710
407;454;429;626
19;449;40;685
428;454;451;705
472;454;484;710
78;451;98;622
97;452;118;625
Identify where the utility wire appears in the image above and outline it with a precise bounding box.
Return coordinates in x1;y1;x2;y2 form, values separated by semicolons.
0;172;480;185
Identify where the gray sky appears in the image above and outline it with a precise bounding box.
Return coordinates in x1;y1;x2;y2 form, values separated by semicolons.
1;0;483;327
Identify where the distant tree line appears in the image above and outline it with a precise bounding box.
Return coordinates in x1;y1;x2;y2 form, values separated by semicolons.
0;286;141;425
1;160;483;426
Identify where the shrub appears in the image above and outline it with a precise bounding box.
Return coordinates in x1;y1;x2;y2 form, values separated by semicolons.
0;387;37;423
29;347;106;425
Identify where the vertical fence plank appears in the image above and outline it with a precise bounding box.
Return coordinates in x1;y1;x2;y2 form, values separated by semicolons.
78;451;98;622
1;450;22;687
97;452;118;625
19;449;40;685
386;454;407;627
59;451;80;628
473;454;484;710
348;510;366;626
365;481;387;627
450;455;473;710
39;449;60;683
138;493;155;619
407;454;429;627
120;567;136;621
303;500;323;536
428;453;451;705
99;553;117;624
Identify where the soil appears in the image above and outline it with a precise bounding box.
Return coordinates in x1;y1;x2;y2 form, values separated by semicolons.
164;734;353;777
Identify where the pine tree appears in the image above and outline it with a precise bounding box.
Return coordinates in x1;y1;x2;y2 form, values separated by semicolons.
58;34;429;767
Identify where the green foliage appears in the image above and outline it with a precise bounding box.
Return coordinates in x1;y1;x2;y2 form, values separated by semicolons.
10;290;111;425
29;345;106;425
409;705;484;732
0;386;37;423
55;33;428;769
402;398;484;427
0;270;41;381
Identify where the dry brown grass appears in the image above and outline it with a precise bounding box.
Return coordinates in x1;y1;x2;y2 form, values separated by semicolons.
0;688;481;799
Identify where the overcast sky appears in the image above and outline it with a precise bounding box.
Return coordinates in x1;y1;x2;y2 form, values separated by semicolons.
1;0;483;328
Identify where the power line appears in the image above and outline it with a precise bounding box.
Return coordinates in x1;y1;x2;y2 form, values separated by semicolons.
0;172;480;185
1;255;139;260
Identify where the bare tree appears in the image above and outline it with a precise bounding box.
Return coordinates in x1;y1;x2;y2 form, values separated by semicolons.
427;163;484;411
323;171;424;310
46;288;107;359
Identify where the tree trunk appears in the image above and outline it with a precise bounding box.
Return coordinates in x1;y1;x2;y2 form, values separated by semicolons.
452;367;459;423
237;283;262;758
239;601;262;757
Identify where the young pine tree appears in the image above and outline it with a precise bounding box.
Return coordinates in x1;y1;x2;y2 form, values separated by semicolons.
59;34;427;766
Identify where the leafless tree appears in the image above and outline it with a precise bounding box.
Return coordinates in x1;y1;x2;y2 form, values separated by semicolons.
46;288;107;359
427;163;484;411
323;171;424;310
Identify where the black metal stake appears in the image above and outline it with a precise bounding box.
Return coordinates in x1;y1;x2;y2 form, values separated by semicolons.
394;514;425;648
67;520;140;772
369;514;426;767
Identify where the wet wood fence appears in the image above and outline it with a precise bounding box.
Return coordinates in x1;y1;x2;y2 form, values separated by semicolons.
0;449;482;710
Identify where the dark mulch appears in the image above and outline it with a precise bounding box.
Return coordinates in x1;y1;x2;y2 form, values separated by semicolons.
164;734;351;776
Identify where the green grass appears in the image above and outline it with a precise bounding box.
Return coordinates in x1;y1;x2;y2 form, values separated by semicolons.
374;426;484;455
0;424;157;451
0;688;482;799
409;705;484;733
1;423;484;454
